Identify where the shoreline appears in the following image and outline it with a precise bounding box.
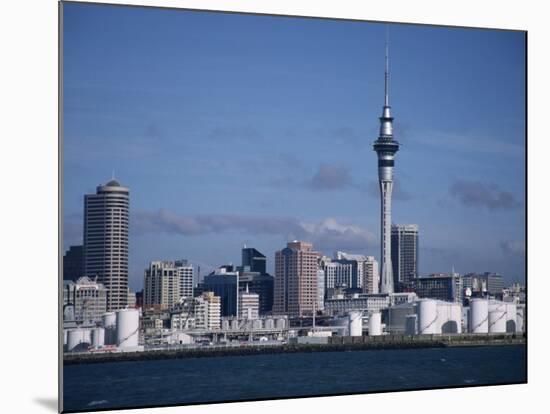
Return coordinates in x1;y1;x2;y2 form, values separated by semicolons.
64;333;525;365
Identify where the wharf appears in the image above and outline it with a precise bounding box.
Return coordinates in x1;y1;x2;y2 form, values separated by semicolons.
63;333;525;365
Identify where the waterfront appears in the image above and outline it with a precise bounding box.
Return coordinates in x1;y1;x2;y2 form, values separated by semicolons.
63;345;526;412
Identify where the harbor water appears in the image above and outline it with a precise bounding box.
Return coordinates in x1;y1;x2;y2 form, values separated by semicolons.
63;345;526;412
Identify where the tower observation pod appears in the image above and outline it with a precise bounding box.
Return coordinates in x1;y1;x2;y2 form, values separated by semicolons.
373;31;400;294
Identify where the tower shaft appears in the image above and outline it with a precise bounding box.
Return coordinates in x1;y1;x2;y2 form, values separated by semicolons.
373;31;399;295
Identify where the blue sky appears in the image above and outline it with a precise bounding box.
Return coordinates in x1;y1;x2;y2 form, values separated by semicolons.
62;3;526;291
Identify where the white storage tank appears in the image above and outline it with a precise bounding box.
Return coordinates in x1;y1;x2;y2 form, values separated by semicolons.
469;299;489;333
116;309;139;348
437;302;462;334
221;319;230;331
102;312;117;345
230;319;239;330
418;299;438;334
253;319;263;330
67;328;91;351
505;302;517;333
488;310;506;333
516;305;525;333
91;327;105;348
264;318;275;330
368;312;382;336
348;311;363;337
405;314;417;335
63;329;68;346
276;318;286;330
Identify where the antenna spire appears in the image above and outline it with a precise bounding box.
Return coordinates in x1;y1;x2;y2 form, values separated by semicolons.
384;26;390;107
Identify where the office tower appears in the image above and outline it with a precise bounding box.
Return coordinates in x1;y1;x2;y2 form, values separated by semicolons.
373;38;400;294
274;241;320;317
391;224;419;291
143;260;194;310
202;265;239;317
84;179;129;311
363;256;380;294
62;276;107;323
175;259;194;299
238;247;274;314
63;245;84;282
241;247;267;274
239;285;260;319
321;257;353;290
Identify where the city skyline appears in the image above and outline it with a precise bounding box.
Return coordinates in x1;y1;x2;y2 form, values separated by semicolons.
62;3;526;292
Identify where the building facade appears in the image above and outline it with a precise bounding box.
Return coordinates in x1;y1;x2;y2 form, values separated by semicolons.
63;276;107;323
241;247;267;274
274;241;320;317
202;266;240;317
84;179;129;311
409;274;463;303
63;245;84;282
391;224;419;292
143;260;194;310
238;286;260;319
362;256;380;294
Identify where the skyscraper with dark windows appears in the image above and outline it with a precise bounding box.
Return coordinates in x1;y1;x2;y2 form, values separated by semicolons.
63;245;84;282
84;179;129;311
241;247;267;274
391;224;419;292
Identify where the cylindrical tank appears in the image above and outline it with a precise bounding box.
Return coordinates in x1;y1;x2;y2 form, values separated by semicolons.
91;327;105;347
116;309;139;348
368;312;382;336
264;318;274;330
276;318;286;330
348;311;362;336
405;314;417;335
221;319;230;331
505;303;517;333
253;319;263;330
102;312;117;345
63;329;68;346
102;312;116;328
67;328;91;351
469;299;489;333
516;306;525;333
230;319;239;330
418;299;438;334
488;310;506;333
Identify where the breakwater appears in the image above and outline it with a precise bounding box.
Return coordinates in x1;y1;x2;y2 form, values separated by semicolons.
64;333;525;365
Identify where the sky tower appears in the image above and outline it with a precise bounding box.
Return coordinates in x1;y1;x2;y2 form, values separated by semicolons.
373;33;400;294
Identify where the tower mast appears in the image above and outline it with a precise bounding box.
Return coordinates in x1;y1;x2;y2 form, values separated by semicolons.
373;28;400;294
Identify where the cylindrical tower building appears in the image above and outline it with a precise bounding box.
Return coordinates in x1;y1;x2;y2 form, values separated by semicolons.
84;179;129;311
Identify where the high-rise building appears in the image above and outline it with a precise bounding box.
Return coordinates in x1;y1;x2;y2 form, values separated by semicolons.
175;259;194;299
202;266;239;317
143;260;194;310
391;224;419;291
274;241;320;317
63;245;84;282
363;256;380;294
237;247;274;315
84;179;129;311
63;276;107;323
239;285;259;319
241;247;267;274
373;38;400;294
